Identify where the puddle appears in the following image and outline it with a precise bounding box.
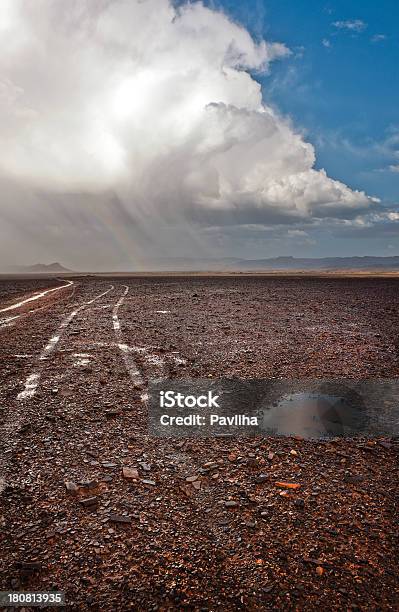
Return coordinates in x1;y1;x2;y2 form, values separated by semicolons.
261;392;366;439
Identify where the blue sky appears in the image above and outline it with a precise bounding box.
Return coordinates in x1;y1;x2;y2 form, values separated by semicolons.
207;0;399;205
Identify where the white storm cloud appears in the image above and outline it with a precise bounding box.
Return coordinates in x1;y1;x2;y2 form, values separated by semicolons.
0;0;386;267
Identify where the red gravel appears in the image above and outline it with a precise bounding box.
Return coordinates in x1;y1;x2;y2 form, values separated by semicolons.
0;275;398;611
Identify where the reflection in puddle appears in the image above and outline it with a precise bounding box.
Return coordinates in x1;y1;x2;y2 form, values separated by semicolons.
261;392;365;439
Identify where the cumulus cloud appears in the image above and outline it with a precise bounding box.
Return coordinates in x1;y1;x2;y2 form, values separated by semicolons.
0;0;387;268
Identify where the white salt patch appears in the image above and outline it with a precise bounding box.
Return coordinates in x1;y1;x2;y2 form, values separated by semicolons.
18;373;40;400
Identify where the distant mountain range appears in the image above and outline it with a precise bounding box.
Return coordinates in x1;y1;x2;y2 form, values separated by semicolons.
11;262;73;274
6;256;399;273
146;255;399;271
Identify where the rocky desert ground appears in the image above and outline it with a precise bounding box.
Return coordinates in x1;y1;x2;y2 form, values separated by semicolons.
0;275;398;610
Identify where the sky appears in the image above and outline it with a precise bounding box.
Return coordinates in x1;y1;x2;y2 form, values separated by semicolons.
0;0;398;270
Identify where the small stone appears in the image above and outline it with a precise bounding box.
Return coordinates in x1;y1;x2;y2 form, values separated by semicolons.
255;474;268;484
79;480;98;490
203;461;218;469
185;475;198;482
109;514;131;524
122;467;139;480
192;480;201;490
64;481;79;495
225;500;238;508
17;561;41;572
228;453;237;462
344;475;364;484
275;481;301;490
142;479;156;486
105;410;120;418
80;496;98;508
290;449;298;456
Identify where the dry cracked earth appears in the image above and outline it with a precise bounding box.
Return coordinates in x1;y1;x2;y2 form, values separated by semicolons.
0;275;398;611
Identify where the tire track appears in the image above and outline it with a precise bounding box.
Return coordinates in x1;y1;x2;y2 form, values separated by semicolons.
0;279;74;314
18;285;114;400
112;285;144;387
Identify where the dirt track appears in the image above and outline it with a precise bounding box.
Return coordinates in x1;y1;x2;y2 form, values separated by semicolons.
0;276;398;610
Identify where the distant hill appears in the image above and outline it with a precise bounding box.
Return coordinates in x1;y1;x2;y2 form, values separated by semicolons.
146;255;399;271
237;255;399;271
12;262;73;274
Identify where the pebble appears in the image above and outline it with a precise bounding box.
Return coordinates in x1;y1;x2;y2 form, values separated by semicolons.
122;467;139;480
64;481;79;495
80;497;98;508
225;501;238;508
108;514;131;524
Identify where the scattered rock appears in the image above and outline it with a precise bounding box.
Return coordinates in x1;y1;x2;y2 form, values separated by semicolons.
16;561;42;574
109;514;131;524
203;461;218;469
122;467;139;480
275;482;301;490
79;480;98;490
344;475;364;484
225;501;238;508
64;481;79;496
79;496;98;508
